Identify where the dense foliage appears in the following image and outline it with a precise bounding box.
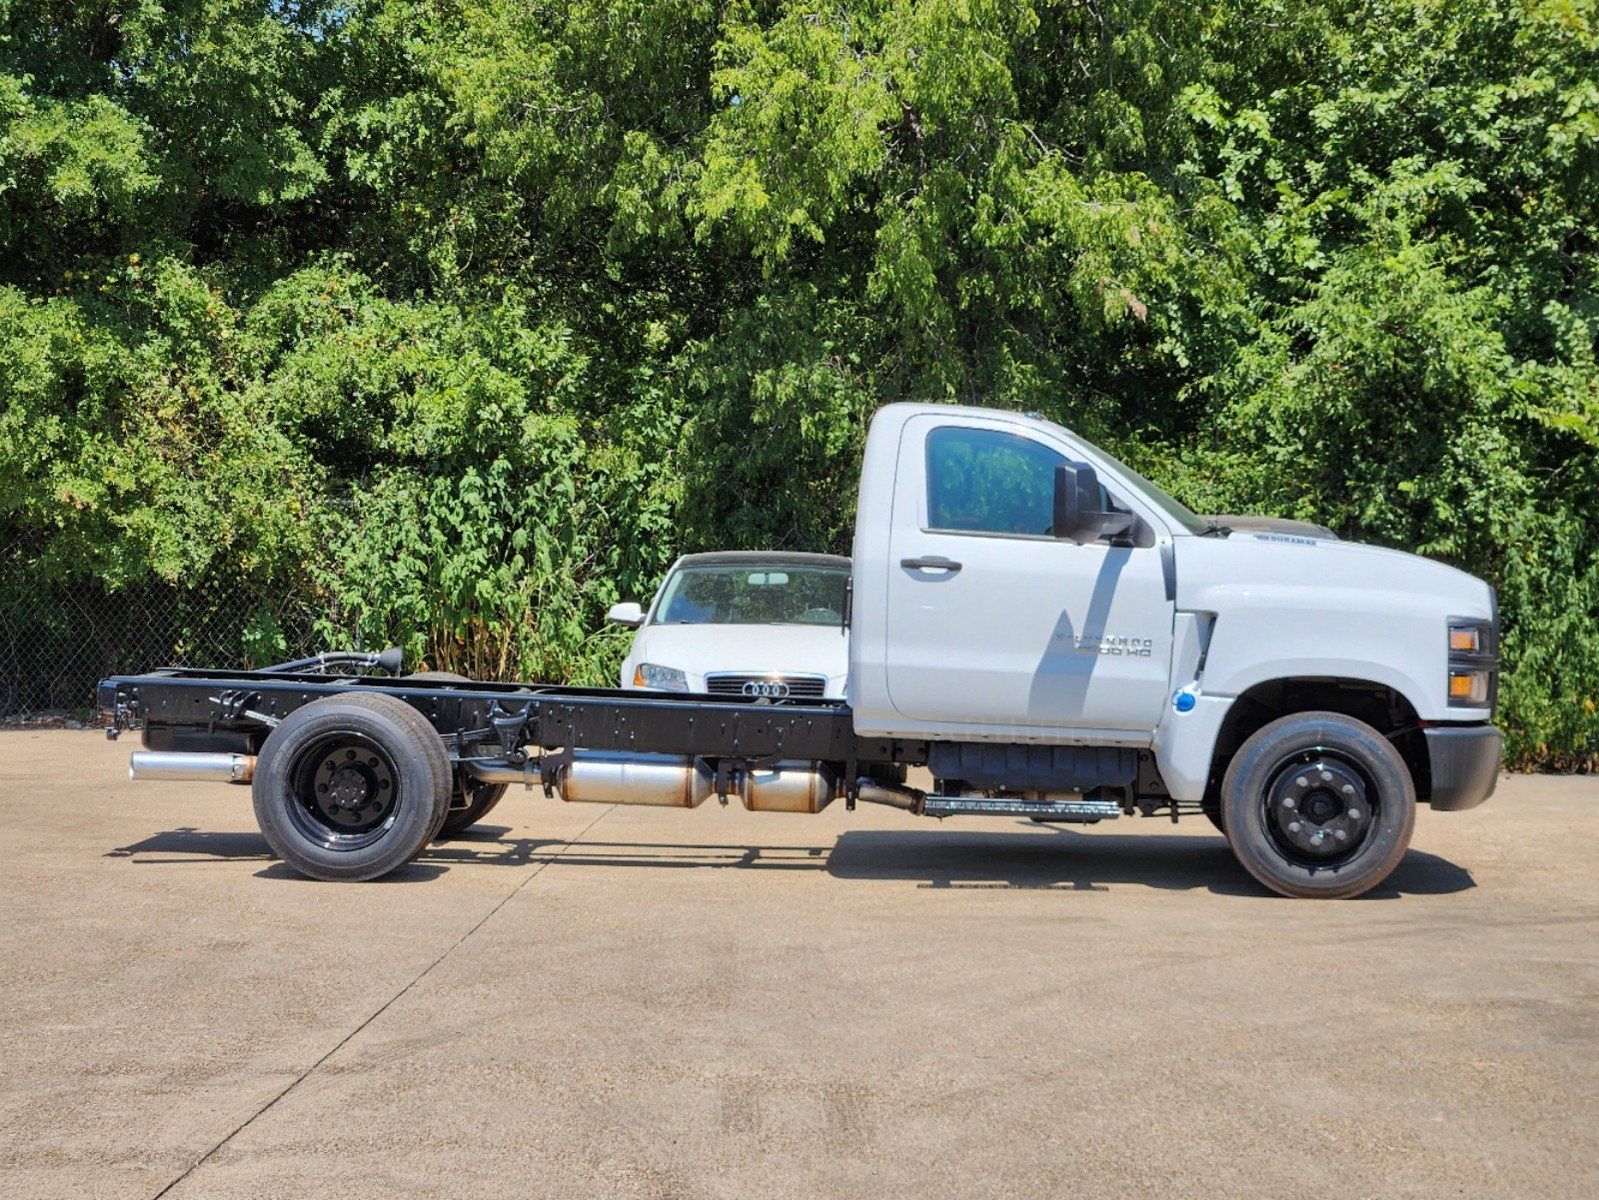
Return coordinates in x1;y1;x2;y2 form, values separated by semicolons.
1;1;1595;762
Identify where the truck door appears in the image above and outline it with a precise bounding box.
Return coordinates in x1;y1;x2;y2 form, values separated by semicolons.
884;415;1175;735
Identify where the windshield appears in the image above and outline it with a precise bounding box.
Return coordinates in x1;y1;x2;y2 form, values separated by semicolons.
652;565;850;626
1079;442;1211;535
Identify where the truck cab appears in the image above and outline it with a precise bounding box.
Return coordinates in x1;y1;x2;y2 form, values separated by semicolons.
850;404;1501;896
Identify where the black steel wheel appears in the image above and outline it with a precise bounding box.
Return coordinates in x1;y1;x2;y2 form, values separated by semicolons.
290;735;402;850
252;692;451;881
1221;710;1416;899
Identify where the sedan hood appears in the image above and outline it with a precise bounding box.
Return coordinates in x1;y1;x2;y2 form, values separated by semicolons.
633;621;850;679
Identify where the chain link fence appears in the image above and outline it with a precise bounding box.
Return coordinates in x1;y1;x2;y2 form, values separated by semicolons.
0;541;325;722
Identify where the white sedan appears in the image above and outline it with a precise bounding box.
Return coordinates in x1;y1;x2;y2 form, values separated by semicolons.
608;552;850;700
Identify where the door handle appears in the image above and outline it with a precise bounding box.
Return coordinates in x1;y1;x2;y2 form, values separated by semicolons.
900;556;962;573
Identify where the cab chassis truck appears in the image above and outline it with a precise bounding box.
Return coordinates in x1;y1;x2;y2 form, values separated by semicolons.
99;404;1503;899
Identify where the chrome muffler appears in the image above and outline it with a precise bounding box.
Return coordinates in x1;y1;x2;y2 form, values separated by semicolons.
740;762;838;814
129;751;255;784
465;751;904;815
470;752;713;808
560;752;714;807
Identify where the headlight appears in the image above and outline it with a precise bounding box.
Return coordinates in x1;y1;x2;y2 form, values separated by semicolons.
1448;669;1492;705
633;663;689;692
1447;618;1497;709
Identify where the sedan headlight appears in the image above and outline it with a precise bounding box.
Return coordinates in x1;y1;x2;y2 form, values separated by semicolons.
633;663;689;692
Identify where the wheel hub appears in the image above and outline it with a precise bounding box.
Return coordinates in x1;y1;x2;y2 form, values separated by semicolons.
1269;758;1371;859
327;767;369;809
305;743;396;832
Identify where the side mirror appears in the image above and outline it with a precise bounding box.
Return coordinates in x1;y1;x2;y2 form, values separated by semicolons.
606;602;645;628
1053;463;1135;545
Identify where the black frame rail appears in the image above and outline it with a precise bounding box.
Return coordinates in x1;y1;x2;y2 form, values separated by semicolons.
98;669;919;768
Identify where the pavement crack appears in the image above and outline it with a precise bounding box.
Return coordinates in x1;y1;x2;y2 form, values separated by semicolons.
150;804;618;1199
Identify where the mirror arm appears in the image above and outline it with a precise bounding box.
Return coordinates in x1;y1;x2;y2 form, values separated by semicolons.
1068;511;1136;545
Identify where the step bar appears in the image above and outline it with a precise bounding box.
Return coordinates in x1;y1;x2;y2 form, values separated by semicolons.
919;795;1122;820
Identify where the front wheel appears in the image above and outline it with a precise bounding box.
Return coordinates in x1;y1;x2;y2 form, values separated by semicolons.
1221;711;1416;899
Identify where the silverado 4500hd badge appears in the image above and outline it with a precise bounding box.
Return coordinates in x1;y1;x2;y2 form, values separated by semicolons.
1061;634;1155;657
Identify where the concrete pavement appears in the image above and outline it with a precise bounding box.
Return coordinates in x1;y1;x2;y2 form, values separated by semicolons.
1;729;1595;1198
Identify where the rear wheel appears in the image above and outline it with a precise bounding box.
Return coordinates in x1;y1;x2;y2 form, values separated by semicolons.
1221;711;1415;899
252;692;451;881
438;783;510;838
406;671;510;838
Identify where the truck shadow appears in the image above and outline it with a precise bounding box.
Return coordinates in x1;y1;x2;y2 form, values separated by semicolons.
106;824;1473;897
105;826;567;879
825;829;1475;899
102;826;832;878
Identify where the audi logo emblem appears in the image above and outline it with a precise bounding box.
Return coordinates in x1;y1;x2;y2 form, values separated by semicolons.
741;680;791;698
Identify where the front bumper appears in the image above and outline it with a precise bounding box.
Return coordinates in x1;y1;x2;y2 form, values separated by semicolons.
1425;724;1503;811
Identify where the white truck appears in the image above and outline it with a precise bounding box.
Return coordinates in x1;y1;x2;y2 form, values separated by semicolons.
100;403;1502;899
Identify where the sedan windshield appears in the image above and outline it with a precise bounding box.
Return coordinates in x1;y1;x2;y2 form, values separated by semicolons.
653;566;849;626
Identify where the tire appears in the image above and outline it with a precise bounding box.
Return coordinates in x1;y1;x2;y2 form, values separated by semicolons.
438;782;510;838
1221;711;1416;900
251;692;452;881
405;671;510;839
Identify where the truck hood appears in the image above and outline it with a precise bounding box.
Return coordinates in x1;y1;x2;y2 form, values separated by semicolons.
1173;530;1496;719
1201;514;1338;540
1177;529;1492;614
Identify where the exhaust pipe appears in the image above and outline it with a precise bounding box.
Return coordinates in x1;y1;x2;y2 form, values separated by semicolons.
129;751;255;784
854;779;924;812
462;760;539;788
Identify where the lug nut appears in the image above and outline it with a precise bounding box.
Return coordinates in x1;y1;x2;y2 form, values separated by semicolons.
1348;809;1363;821
1282;797;1297;810
1288;821;1302;834
1335;830;1348;842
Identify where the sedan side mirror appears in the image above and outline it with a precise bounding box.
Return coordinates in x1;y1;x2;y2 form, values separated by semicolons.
1053;463;1135;545
606;602;645;628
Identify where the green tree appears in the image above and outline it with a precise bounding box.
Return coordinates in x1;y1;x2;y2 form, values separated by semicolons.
1;0;1595;762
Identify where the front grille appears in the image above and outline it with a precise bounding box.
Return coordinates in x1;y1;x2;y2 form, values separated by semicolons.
705;673;828;700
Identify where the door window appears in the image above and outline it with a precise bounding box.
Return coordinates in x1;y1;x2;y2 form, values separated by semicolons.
925;426;1066;537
